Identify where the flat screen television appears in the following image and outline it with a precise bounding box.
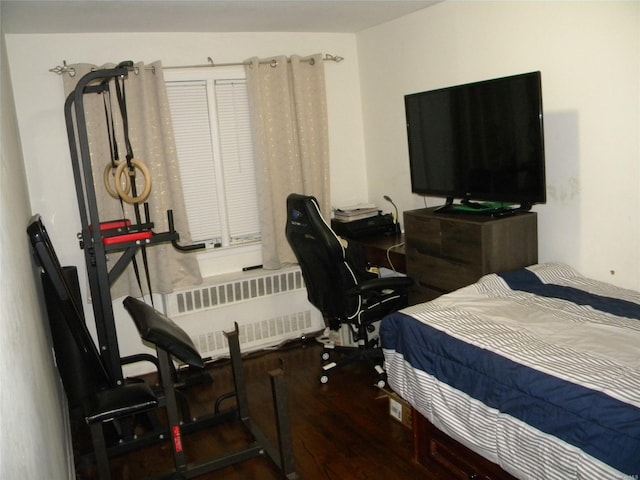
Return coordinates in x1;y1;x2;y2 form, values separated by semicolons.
405;71;546;215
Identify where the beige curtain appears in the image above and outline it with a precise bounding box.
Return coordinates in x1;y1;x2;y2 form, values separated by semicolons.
63;61;201;298
244;54;330;269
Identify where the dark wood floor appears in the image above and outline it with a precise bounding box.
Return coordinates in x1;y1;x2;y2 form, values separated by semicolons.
74;339;436;480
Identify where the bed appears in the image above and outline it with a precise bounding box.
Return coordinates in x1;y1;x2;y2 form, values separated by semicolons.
380;263;640;479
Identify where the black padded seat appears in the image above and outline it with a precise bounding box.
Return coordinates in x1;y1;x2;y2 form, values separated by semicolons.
84;383;158;425
122;296;204;369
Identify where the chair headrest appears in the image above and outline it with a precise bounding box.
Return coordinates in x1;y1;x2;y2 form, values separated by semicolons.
286;193;344;259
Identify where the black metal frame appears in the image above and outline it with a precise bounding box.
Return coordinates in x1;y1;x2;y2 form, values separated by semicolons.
64;64;200;383
73;319;298;480
67;65;150;382
62;63;299;479
87;322;299;480
154;324;299;479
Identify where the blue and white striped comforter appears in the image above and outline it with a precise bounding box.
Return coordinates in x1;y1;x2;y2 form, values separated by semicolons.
381;263;640;480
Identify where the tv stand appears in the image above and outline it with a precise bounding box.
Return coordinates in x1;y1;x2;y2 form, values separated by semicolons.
434;199;532;217
404;207;538;304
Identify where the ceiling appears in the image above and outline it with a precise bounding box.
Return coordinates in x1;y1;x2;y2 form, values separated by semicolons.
1;0;440;34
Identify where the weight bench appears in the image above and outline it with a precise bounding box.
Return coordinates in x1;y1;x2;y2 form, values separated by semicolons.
28;214;299;479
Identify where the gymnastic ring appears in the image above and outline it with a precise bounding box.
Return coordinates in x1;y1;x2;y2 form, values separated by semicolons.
114;158;152;204
103;161;131;200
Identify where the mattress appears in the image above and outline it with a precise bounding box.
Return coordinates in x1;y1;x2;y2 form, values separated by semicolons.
381;263;640;480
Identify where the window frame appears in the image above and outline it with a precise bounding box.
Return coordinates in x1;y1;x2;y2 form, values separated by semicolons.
164;66;262;276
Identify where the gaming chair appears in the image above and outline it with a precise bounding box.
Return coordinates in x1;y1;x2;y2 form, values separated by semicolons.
285;193;413;385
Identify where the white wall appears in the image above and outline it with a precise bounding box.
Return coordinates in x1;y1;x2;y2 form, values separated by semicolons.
5;31;368;268
358;1;640;289
1;41;74;479
4;31;369;365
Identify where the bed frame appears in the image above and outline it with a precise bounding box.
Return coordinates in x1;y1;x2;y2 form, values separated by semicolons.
413;411;517;480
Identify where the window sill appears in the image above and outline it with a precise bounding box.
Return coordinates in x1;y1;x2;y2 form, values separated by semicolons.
196;242;262;278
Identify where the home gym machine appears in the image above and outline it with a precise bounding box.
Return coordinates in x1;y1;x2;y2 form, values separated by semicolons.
62;60;299;479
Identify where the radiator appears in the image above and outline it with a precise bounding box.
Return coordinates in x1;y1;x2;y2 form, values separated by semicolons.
163;265;324;360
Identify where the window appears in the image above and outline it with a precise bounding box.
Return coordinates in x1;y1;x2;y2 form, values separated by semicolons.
165;67;260;249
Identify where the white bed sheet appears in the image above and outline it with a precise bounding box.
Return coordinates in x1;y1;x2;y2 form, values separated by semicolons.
383;263;640;480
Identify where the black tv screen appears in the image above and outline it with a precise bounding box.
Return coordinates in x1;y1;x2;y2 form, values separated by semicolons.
405;71;546;212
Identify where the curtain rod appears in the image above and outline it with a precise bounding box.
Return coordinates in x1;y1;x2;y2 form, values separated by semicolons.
49;53;344;76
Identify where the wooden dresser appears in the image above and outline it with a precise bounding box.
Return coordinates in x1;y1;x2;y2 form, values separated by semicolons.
403;207;538;304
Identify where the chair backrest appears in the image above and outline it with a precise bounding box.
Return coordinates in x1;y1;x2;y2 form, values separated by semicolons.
285;194;362;322
27;215;112;408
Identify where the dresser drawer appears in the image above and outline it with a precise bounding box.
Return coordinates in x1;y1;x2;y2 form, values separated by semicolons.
408;284;443;305
405;215;483;264
440;221;483;264
406;248;479;293
404;215;441;254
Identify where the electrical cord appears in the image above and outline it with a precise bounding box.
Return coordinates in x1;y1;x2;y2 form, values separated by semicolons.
385;241;405;275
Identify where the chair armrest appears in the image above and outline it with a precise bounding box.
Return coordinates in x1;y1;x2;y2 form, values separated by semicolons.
347;276;413;296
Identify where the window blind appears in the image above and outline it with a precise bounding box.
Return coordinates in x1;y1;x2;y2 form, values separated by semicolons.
166;78;260;246
214;80;260;243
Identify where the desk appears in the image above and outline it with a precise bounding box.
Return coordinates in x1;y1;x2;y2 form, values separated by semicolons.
350;233;406;274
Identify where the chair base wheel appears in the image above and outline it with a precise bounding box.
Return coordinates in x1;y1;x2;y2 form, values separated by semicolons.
375;366;387;389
